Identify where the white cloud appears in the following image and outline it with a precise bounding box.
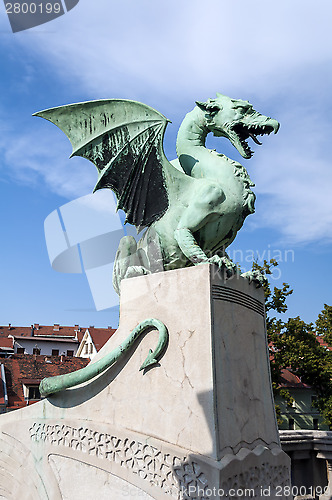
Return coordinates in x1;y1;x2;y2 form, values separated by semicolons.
245;105;332;245
0;119;96;198
8;0;332;102
1;0;332;245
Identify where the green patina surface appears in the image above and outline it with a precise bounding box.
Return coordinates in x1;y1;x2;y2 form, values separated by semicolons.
39;318;168;397
35;93;279;292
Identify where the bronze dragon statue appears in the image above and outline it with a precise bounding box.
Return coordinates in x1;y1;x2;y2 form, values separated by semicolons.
35;93;279;294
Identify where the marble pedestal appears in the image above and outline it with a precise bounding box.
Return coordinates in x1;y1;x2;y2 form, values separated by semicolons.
0;264;290;499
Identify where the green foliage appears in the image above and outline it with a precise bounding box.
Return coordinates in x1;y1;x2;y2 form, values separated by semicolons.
316;396;332;428
250;259;293;423
254;259;332;428
271;317;332;393
251;259;292;332
316;304;332;344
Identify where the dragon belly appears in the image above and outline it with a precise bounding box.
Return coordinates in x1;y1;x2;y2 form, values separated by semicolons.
153;171;255;270
197;211;244;255
196;170;255;255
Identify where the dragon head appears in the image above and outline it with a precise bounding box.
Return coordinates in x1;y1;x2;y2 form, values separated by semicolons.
196;93;279;159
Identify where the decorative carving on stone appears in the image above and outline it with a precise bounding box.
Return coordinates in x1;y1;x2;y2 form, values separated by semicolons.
29;422;210;499
211;284;265;317
221;463;290;499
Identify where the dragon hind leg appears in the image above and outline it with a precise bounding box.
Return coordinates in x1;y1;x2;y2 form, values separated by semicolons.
113;236;150;295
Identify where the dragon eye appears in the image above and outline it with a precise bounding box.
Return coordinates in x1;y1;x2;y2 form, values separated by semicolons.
237;105;253;115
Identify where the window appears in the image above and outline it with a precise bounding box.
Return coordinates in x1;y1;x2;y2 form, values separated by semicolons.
313;418;319;430
17;347;25;354
23;383;42;401
84;343;88;354
89;343;93;354
28;386;41;400
288;418;295;430
67;350;74;357
51;349;59;356
33;348;40;355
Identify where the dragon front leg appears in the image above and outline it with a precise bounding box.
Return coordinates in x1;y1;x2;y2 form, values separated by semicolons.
174;185;237;277
208;253;238;276
174;225;237;277
174;226;209;265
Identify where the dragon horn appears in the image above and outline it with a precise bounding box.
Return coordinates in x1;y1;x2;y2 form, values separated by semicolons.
195;100;208;110
196;100;220;116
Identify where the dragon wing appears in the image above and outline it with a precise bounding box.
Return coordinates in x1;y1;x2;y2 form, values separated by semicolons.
34;99;172;228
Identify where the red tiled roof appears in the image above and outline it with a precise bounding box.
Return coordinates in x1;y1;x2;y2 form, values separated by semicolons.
0;338;13;348
316;335;332;351
21;378;44;385
279;368;311;389
88;327;116;351
0;324;82;339
0;325;115;346
0;354;89;410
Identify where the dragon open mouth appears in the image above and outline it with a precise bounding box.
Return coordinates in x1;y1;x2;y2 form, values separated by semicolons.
230;122;276;159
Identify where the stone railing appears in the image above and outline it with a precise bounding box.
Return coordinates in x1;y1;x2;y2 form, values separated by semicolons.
280;430;332;500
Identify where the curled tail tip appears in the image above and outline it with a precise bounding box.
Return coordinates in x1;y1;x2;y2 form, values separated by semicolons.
139;359;158;371
140;349;157;371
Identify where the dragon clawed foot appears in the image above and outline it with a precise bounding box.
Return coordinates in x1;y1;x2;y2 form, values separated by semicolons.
241;269;267;288
207;255;238;278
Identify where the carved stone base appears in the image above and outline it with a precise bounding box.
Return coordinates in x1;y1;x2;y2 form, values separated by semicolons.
0;265;290;498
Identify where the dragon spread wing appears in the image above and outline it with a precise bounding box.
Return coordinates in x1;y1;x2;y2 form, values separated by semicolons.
34;99;172;228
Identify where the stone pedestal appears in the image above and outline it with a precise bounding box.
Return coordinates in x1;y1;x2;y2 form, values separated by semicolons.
0;264;290;499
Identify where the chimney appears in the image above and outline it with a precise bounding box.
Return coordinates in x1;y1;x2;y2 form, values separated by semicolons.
89;326;94;329
74;324;80;340
34;323;39;330
53;324;60;332
108;326;112;330
8;323;11;330
31;325;34;336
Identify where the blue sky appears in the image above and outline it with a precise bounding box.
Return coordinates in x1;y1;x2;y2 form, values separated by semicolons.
0;0;332;329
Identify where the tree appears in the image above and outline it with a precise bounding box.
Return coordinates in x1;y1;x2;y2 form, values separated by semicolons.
253;260;332;428
316;304;332;343
251;258;293;328
251;259;294;420
272;316;332;428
